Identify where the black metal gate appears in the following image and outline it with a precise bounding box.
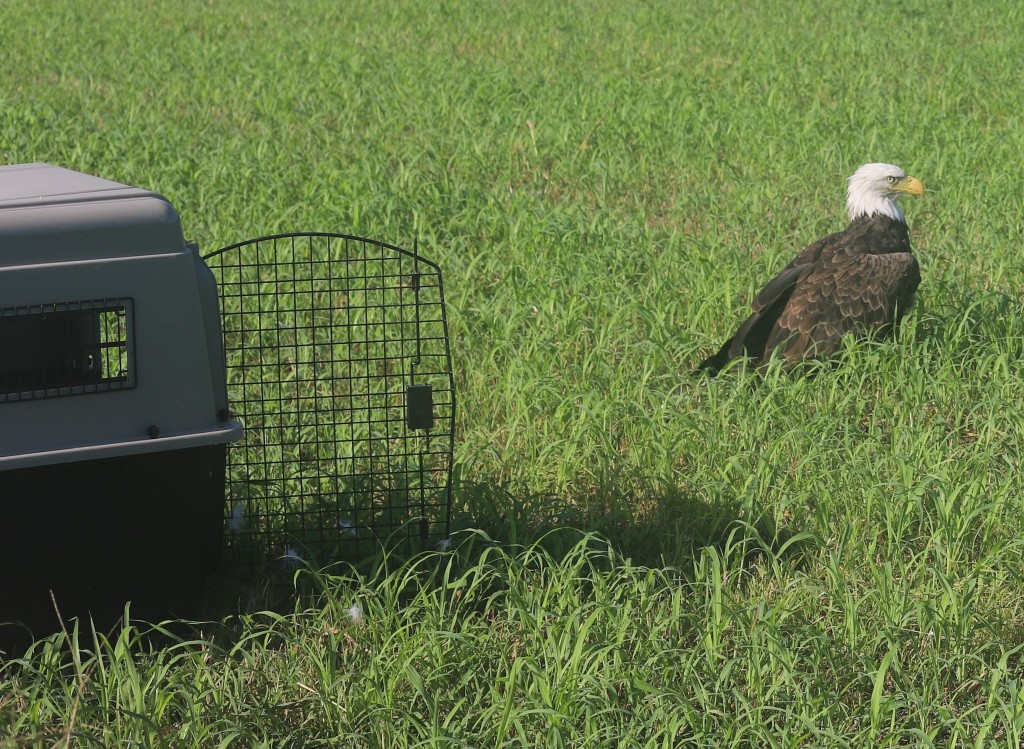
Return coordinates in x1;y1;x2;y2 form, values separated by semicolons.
203;233;455;570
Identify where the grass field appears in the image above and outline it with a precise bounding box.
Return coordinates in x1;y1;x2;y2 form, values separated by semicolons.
4;0;1024;745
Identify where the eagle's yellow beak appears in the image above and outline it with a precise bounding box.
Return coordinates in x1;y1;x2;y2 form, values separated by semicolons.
896;175;925;196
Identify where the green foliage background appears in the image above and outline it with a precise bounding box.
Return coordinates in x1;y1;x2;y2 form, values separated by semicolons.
4;1;1024;745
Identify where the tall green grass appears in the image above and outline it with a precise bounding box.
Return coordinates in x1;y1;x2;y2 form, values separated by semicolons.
4;533;1024;745
4;0;1024;745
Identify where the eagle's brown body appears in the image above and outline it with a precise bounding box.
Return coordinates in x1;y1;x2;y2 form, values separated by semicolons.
696;213;920;373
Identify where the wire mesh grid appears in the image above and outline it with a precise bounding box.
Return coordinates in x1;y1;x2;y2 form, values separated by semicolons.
203;233;455;570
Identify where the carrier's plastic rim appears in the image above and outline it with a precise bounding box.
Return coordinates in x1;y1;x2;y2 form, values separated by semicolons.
0;421;243;471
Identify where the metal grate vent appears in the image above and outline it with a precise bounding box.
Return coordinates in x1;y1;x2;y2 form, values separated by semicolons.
203;233;455;569
0;298;133;403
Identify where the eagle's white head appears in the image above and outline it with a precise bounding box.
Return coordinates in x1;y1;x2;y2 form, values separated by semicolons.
846;163;924;223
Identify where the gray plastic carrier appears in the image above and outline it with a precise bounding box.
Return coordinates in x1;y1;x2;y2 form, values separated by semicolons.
0;163;242;468
0;163;242;650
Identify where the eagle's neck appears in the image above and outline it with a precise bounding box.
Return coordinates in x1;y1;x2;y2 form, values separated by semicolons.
846;190;906;224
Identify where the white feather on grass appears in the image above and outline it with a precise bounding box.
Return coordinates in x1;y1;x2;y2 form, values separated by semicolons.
346;603;363;624
227;502;247;533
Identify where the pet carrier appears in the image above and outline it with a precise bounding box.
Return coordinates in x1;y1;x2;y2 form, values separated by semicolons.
0;163;242;646
0;163;456;650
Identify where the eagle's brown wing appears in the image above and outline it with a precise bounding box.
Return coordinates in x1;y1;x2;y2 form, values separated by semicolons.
751;230;846;312
764;249;920;365
696;231;847;371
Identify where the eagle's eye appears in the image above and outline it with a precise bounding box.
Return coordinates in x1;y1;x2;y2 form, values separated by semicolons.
885;176;897;185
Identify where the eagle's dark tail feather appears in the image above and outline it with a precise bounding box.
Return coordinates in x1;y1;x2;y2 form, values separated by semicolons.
695;284;797;376
694;338;734;376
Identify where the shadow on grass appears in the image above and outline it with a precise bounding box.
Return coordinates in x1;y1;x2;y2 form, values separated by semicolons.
447;474;812;573
197;468;814;625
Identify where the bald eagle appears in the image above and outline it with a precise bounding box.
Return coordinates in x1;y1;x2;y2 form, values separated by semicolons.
696;163;924;374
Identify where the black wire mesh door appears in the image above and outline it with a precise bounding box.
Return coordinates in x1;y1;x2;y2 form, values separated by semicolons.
203;233;455;570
